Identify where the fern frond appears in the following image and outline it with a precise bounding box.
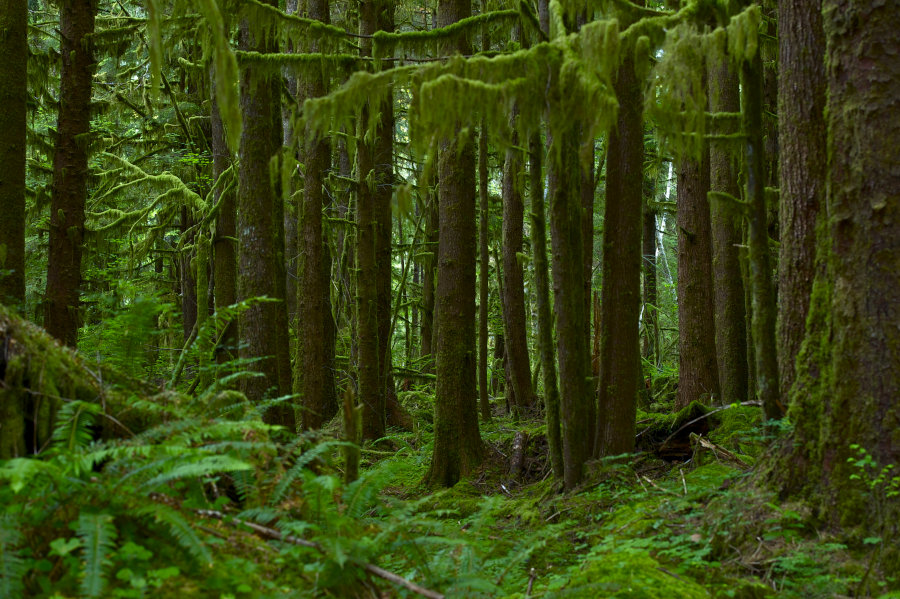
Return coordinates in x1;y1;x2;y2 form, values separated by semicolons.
50;401;101;455
135;503;212;564
141;454;253;489
270;441;351;505
343;460;398;520
77;513;118;598
0;458;60;494
0;516;26;598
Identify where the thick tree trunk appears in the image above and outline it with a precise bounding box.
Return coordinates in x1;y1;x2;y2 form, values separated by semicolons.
478;124;492;421
236;12;294;428
501;119;534;418
297;0;337;429
676;146;720;409
45;0;96;347
549;123;591;489
776;0;825;399
0;0;27;309
776;0;900;560
708;57;748;405
597;23;643;458
741;53;782;421
420;186;437;368
426;0;483;486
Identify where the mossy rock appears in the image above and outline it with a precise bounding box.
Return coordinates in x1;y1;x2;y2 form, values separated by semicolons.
540;548;709;598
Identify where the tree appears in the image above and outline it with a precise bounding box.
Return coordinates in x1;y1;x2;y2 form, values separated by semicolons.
708;56;748;405
0;0;27;309
236;10;294;427
478;123;492;421
776;0;825;398
675;133;720;409
297;0;338;429
596;5;643;459
776;0;900;557
426;0;483;487
45;0;96;347
501;113;534;417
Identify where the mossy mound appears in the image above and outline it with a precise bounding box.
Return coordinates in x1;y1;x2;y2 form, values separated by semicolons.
636;401;718;460
0;305;161;456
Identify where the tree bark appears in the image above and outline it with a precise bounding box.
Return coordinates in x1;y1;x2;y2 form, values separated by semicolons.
478;124;492;421
501;117;534;418
776;0;900;556
741;53;782;421
420;183;437;369
776;0;825;399
641;206;658;366
426;0;483;486
236;11;294;427
529;134;563;477
297;0;337;429
676;144;720;409
45;0;96;347
0;0;27;309
708;57;748;405
597;19;643;458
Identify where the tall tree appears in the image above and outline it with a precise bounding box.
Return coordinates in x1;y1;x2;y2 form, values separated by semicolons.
297;0;338;429
501;115;534;417
478;124;492;421
426;0;483;486
641;185;658;367
776;0;825;398
675;136;720;409
236;10;294;427
45;0;96;347
741;48;781;420
358;0;396;439
0;0;27;308
776;0;900;550
708;56;748;404
596;6;643;458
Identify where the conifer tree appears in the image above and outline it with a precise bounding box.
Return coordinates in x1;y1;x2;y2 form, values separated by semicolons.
45;0;96;347
0;0;27;309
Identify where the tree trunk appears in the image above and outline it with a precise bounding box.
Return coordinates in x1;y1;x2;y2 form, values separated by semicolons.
0;0;27;309
641;206;657;366
420;185;437;369
597;20;643;458
676;144;720;409
530;134;563;479
501;116;534;418
236;12;294;428
777;0;825;399
211;66;237;365
297;0;337;429
708;57;748;405
478;124;492;421
426;0;483;486
741;53;782;421
180;208;198;344
776;0;900;560
45;0;96;347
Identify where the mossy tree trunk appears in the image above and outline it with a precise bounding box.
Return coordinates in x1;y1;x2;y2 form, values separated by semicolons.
529;133;563;477
675;123;720;409
358;0;397;439
0;0;27;309
597;9;643;459
211;67;237;365
641;180;658;367
776;0;900;556
776;0;825;399
45;0;96;348
426;0;484;487
708;57;747;405
741;52;782;421
297;0;338;429
236;10;294;428
420;180;437;371
478;122;492;421
501;112;534;418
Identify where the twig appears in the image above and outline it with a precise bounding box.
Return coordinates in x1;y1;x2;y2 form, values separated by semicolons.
525;568;537;597
680;468;688;496
642;476;679;496
195;509;445;599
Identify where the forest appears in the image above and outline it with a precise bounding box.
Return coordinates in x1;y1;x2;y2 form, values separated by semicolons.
0;0;898;596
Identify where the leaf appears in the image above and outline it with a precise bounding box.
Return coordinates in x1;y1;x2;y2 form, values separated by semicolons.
49;537;82;557
863;537;882;545
77;513;118;598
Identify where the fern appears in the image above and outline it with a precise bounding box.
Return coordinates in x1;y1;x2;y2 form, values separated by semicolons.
342;460;398;520
0;516;26;598
77;513;118;598
50;400;100;455
270;440;352;505
135;503;212;564
141;454;253;488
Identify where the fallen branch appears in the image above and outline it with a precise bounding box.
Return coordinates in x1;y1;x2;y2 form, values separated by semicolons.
195;509;445;599
509;431;529;479
689;433;751;470
659;400;762;451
